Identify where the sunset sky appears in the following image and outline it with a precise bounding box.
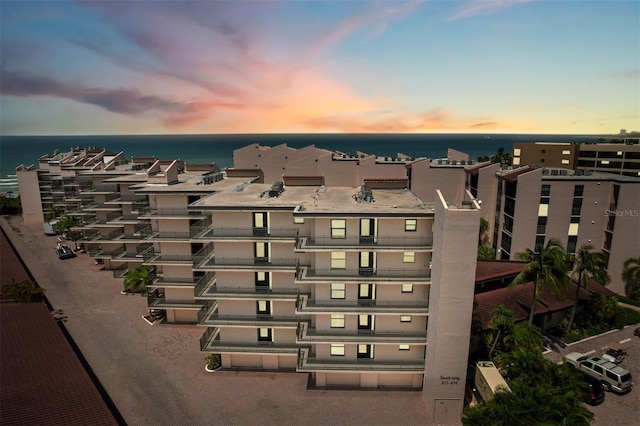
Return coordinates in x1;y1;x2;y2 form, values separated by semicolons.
1;0;638;135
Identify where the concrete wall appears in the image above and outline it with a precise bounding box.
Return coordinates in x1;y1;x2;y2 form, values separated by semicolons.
16;169;44;224
423;191;479;425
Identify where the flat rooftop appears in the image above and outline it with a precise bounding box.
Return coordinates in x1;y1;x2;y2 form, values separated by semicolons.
192;182;435;215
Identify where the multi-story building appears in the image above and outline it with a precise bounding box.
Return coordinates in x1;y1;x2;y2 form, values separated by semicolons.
512;140;640;177
467;165;640;295
17;144;482;424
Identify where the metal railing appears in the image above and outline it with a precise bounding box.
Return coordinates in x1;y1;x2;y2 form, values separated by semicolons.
191;226;299;240
112;264;129;278
296;235;433;249
196;257;299;269
200;330;299;354
199;313;299;327
297;353;425;372
146;231;191;240
196;284;299;300
296;325;427;343
296;267;430;282
144;253;194;264
296;297;429;313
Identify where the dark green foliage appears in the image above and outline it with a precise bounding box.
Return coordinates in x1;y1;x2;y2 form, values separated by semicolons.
477;245;496;260
510;239;570;325
123;265;154;295
463;319;593;426
1;280;46;302
0;196;21;215
614;306;640;329
617;295;640;307
205;353;221;369
622;257;640;301
566;245;609;332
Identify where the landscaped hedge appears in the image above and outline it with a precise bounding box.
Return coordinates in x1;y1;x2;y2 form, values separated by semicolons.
618;295;640;307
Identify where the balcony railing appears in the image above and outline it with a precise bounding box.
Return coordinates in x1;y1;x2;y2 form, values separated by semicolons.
200;329;299;354
148;296;202;310
296;235;433;250
296;297;429;314
200;313;299;328
196;283;299;300
297;349;425;372
145;231;191;240
78;184;118;193
194;256;299;270
140;208;205;218
150;275;200;288
296;267;430;282
144;253;194;265
89;245;125;259
191;226;299;240
296;323;427;344
112;264;129;278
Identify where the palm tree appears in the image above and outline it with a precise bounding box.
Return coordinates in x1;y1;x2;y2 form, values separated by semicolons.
622;257;640;300
509;239;570;325
490;147;511;165
122;265;154;295
566;245;610;332
487;305;514;358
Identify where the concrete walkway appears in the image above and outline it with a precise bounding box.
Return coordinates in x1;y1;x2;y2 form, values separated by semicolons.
1;216;429;426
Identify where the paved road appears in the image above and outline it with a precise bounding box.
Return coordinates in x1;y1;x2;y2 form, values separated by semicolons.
1;216;429;426
543;318;640;425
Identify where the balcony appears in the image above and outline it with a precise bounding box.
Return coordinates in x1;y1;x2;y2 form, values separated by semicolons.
194;255;299;271
297;348;425;373
198;308;299;328
143;253;194;266
104;194;148;204
296;323;427;344
200;328;299;355
78;184;118;194
295;235;433;251
190;226;298;241
89;245;125;259
296;267;430;283
295;297;428;314
148;296;203;310
112;264;129;278
195;280;300;301
149;275;199;289
144;231;191;241
139;208;206;219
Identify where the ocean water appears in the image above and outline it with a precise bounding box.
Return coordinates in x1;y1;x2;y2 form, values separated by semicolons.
0;133;601;194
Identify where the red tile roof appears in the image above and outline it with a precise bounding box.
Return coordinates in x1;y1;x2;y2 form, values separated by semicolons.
0;303;119;426
475;260;525;282
474;280;614;329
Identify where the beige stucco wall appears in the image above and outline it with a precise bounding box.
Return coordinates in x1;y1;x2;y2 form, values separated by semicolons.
16;169;44;224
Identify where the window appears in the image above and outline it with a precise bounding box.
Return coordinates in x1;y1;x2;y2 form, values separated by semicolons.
405;219;417;231
568;223;579;236
330;314;345;328
567;236;578;254
258;328;273;342
512;157;520;166
403;252;415;263
574;185;584;197
562;150;571;155
400;315;412;322
536;217;547;235
402;284;414;293
513;148;521;156
538;204;548;217
399;344;410;351
331;252;346;269
331;283;346;299
561;159;570;165
571;198;583;216
330;344;345;356
541;185;551;197
541;149;546;154
535;235;545;252
331;219;346;239
257;300;271;315
293;217;304;224
600;160;610;165
570;216;580;223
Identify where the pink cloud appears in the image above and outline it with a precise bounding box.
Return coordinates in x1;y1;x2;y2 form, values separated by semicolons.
449;0;534;20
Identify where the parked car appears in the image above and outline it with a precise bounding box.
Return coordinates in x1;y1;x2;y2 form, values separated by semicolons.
564;352;633;394
55;243;76;260
580;372;605;406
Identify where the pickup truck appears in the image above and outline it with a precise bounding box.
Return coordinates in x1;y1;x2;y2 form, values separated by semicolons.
564;352;633;394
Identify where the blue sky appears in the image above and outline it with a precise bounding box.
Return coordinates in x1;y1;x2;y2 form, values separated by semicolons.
1;0;638;135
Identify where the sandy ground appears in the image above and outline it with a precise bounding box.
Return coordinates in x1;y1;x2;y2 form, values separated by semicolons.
1;216;430;426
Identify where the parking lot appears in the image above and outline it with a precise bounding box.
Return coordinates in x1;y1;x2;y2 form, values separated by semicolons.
544;324;640;425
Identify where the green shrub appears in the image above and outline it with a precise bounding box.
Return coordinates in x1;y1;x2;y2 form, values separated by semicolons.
617;295;640;307
564;332;581;343
614;307;640;328
205;353;221;369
